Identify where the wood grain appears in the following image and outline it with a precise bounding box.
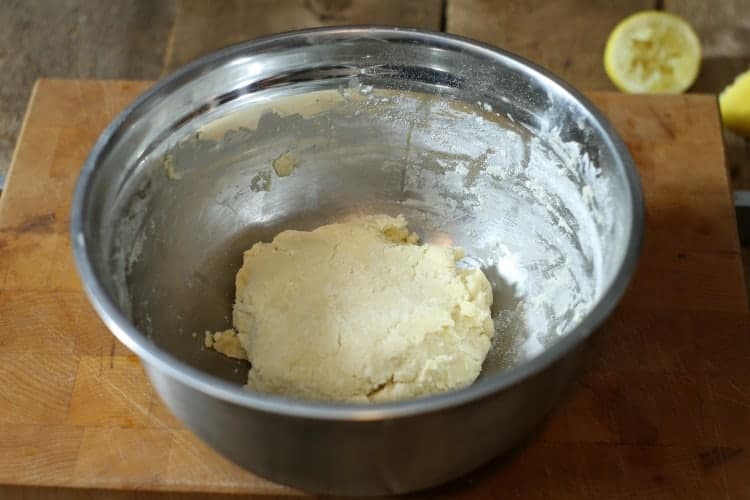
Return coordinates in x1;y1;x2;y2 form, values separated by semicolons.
0;79;748;498
445;0;654;91
589;93;746;312
664;0;750;92
0;0;174;178
163;0;444;73
663;0;750;189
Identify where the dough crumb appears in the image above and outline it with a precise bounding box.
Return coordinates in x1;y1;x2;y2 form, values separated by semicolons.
208;214;494;402
162;154;182;180
250;171;272;192
205;329;246;359
272;152;298;177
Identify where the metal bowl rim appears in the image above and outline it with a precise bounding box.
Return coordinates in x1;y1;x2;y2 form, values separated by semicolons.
71;25;645;421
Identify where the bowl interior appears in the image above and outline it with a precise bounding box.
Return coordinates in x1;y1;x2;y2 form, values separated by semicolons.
82;30;635;391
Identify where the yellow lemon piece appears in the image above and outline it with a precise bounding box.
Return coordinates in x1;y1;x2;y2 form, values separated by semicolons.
604;11;701;93
720;68;750;137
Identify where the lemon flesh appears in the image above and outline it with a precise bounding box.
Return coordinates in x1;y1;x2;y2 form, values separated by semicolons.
720;68;750;137
605;11;701;93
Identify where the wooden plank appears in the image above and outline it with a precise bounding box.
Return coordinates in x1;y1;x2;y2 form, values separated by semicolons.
0;487;289;500
163;0;444;73
588;92;747;312
586;308;750;376
0;80;748;497
663;0;750;92
663;0;750;189
0;426;85;487
445;0;654;91
0;1;174;179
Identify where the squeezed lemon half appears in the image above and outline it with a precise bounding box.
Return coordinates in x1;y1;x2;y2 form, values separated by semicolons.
604;11;701;93
720;68;750;137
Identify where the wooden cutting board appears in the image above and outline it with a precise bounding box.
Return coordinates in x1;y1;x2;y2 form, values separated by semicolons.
1;79;749;499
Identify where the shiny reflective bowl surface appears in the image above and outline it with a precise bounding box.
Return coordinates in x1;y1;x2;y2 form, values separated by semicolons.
72;27;643;495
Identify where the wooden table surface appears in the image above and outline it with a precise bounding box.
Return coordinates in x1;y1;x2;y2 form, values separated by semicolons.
1;79;749;499
4;1;749;190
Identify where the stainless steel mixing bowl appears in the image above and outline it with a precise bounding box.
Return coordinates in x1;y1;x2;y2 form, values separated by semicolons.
71;27;643;495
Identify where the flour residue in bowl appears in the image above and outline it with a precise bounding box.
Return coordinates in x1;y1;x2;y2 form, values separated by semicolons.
365;89;608;365
115;83;613;384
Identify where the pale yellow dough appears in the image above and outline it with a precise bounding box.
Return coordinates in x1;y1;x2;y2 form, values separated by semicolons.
271;152;298;177
204;329;245;359
210;214;494;402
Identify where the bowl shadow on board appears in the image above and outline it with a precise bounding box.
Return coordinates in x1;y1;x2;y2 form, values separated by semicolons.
409;412;560;497
412;427;543;497
412;373;589;498
136;212;526;391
